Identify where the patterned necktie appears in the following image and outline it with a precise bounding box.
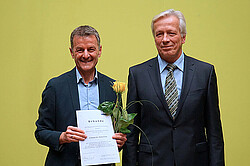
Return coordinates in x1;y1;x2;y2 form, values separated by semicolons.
165;64;178;119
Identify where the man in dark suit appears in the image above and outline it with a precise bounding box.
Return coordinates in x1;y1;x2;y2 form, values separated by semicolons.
122;9;224;166
35;25;127;166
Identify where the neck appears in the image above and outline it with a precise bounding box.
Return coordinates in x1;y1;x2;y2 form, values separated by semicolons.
78;68;96;85
162;50;182;64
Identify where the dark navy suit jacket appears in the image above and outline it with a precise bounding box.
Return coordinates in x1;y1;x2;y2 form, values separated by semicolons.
122;55;224;166
35;68;117;166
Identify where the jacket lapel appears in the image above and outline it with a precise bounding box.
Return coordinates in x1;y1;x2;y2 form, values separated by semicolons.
175;55;195;118
67;68;80;111
98;72;108;104
147;57;173;118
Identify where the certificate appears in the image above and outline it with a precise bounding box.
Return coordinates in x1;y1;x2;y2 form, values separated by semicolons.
76;110;120;166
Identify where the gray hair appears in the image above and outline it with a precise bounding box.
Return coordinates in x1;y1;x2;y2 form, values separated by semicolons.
151;9;187;37
70;25;101;49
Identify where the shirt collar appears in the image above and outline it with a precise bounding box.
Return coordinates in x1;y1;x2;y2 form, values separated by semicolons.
158;51;184;73
76;68;98;84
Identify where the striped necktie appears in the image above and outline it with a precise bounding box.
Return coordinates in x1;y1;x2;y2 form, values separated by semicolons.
165;64;178;119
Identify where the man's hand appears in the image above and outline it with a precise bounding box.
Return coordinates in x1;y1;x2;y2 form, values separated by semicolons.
112;133;127;148
59;126;87;144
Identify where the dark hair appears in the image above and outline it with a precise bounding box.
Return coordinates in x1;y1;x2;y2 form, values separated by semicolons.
70;25;101;49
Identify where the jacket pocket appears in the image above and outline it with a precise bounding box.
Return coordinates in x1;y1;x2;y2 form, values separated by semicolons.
195;142;208;152
188;89;206;96
139;144;153;153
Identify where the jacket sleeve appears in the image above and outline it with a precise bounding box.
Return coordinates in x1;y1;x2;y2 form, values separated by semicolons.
205;66;225;166
35;80;63;152
122;68;141;166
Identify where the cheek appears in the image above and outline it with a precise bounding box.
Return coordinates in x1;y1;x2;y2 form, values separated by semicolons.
75;55;81;61
94;56;100;63
172;39;180;47
155;38;159;43
155;39;161;47
75;55;84;63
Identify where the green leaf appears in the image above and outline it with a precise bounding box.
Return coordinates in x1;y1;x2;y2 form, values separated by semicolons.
118;113;137;130
118;120;132;129
113;106;120;120
120;113;137;125
126;113;137;121
119;127;131;134
122;109;128;120
98;101;114;115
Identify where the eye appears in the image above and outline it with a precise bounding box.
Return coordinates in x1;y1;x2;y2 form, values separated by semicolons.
76;49;83;53
155;32;163;37
169;32;176;36
88;48;96;52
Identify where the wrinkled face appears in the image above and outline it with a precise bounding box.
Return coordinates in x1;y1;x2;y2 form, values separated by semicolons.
153;15;186;63
70;35;102;76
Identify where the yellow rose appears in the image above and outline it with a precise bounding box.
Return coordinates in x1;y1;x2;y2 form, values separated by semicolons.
112;81;126;93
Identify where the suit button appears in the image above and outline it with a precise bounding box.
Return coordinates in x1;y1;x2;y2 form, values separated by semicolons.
171;148;174;152
173;127;176;130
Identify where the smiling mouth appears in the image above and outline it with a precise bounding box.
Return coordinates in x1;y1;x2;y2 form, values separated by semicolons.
80;59;92;63
161;46;173;50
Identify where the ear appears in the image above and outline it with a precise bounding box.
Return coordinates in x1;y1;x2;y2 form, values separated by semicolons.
69;48;74;59
182;34;186;44
98;45;102;58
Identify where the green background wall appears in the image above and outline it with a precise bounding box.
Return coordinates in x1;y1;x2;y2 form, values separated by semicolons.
0;0;249;165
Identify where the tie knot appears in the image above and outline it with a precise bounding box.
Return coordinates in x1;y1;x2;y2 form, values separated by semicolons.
167;64;177;71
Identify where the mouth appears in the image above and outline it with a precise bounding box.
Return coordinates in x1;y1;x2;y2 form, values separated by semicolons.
161;45;173;50
80;59;92;63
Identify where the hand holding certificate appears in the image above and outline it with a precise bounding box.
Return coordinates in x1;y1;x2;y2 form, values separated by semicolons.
76;110;120;166
59;126;87;144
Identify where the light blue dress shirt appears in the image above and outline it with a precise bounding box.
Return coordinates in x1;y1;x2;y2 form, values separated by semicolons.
158;52;184;99
76;68;99;110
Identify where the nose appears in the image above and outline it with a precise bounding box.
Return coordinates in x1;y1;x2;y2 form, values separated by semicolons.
82;50;90;59
162;33;170;43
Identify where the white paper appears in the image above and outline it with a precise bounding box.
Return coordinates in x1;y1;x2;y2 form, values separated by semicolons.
76;110;120;166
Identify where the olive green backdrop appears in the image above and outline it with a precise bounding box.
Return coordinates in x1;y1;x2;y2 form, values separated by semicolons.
0;0;249;165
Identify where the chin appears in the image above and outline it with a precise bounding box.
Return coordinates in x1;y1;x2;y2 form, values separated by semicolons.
160;53;178;62
160;52;173;58
83;67;95;72
78;65;94;72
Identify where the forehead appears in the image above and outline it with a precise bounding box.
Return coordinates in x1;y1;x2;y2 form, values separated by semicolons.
154;15;180;32
72;35;98;47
